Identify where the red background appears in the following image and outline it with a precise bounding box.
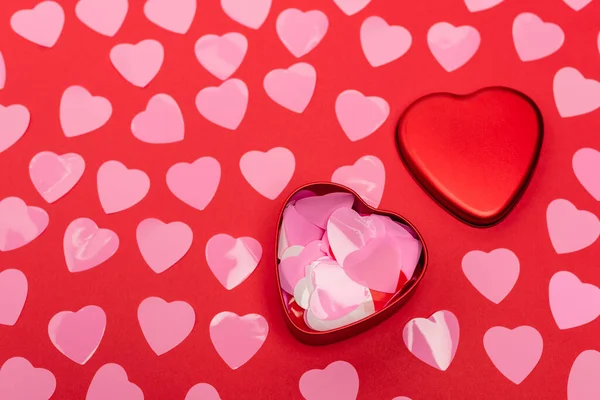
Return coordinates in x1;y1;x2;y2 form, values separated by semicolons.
1;0;600;398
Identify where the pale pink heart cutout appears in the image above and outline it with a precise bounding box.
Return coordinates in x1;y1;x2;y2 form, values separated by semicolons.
282;205;325;248
568;350;600;400
131;94;184;144
279;241;326;294
196;79;249;130
110;40;164;88
0;52;5;89
549;271;600;330
137;218;193;274
553;67;600;118
402;310;460;371
512;13;564;62
221;0;272;29
63;217;119;272
144;0;196;34
0;196;49;252
360;16;412;67
205;233;263;290
546;199;600;254
48;305;106;365
75;0;128;37
86;363;144;400
276;9;328;58
10;1;65;48
30;151;85;203
60;86;112;137
299;360;359;400
461;248;520;304
0;104;30;154
166;157;221;210
0;357;56;400
483;326;543;384
335;90;390;142
97;160;150;214
264;63;316;113
464;0;504;12
573;148;600;200
333;0;372;16
240;147;296;200
195;33;248;80
138;297;196;356
295;192;355;229
563;0;593;11
209;311;268;370
0;269;28;326
185;383;221;400
427;22;480;72
331;155;386;208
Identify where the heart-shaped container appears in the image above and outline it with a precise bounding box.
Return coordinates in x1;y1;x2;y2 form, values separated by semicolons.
275;182;428;345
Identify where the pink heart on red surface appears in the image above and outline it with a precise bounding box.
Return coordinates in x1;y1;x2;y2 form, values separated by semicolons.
86;363;143;400
97;160;150;214
0;357;56;400
264;63;316;113
29;151;85;203
221;0;272;29
563;0;593;11
0;269;28;326
333;0;371;16
196;79;248;130
110;40;164;88
137;218;193;274
138;297;196;356
131;94;184;144
427;22;480;72
464;0;504;12
299;360;359;400
549;271;600;330
48;305;106;365
568;350;600;400
63;217;119;272
335;90;389;142
403;310;460;371
205;233;262;290
483;326;543;384
573;148;600;200
195;33;248;80
75;0;128;37
240;147;296;200
553;67;600;118
144;0;196;34
360;16;412;67
0;196;49;252
331;155;386;208
209;311;268;370
461;248;520;304
11;1;64;48
512;13;564;62
185;383;221;400
60;86;112;138
546;199;600;254
276;9;328;58
166;157;221;210
0;104;30;154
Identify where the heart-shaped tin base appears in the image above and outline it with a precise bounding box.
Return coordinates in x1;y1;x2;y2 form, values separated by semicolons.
396;87;543;227
276;183;428;345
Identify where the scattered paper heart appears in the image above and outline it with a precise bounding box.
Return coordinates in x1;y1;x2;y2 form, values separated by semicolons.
60;86;112;138
333;0;371;16
63;217;119;272
264;63;316;113
131;94;184;144
196;79;249;130
137;218;193;274
360;16;412;67
110;40;164;88
97;160;150;214
0;357;56;400
240;147;295;200
221;0;272;29
568;350;600;400
75;0;128;37
11;1;64;48
563;0;593;11
166;157;221;210
464;0;504;12
86;363;144;400
546;199;600;254
461;248;520;304
185;383;221;400
335;90;389;141
30;152;85;203
195;33;248;80
0;104;30;154
549;271;600;330
0;197;49;252
427;22;480;72
553;67;600;118
299;360;359;400
573;148;600;200
331;155;385;207
0;269;28;326
512;13;564;62
205;233;262;290
276;9;328;58
144;0;196;34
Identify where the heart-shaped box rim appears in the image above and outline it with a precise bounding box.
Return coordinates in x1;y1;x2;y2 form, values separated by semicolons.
275;182;429;345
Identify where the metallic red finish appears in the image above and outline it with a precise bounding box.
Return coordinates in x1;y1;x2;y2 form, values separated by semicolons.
396;87;543;227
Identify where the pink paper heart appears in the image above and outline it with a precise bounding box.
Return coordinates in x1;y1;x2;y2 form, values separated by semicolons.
63;217;119;272
11;1;64;48
299;361;359;400
464;0;504;12
483;326;543;384
209;311;268;370
264;62;316;113
549;271;600;330
546;199;600;254
331;155;386;208
144;0;196;34
276;9;328;58
131;94;184;144
360;16;412;67
48;305;106;365
138;297;196;356
166;157;221;210
221;0;272;29
0;357;56;400
0;52;5;89
333;0;372;16
0;197;48;252
0;104;30;154
573;148;600;200
568;350;600;400
29;151;85;203
196;79;248;130
110;40;164;88
195;33;248;80
279;241;326;294
403;310;460;371
563;0;593;10
513;13;564;62
0;269;27;326
427;22;480;72
205;234;262;290
137;218;193;274
553;67;600;118
461;248;520;304
86;363;143;400
97;160;150;214
185;383;221;400
335;90;389;142
295;192;355;229
75;0;128;37
60;86;112;138
240;147;296;200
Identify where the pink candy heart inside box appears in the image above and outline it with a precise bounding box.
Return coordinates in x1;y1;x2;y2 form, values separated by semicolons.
276;183;428;345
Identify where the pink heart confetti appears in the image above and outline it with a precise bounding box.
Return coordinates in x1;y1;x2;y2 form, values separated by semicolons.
563;0;593;11
464;0;504;12
63;217;119;272
299;361;359;400
0;52;5;89
196;79;248;130
195;33;248;80
144;0;196;34
553;67;600;118
333;0;372;16
240;147;296;200
0;269;27;326
513;13;564;62
10;1;64;48
86;363;144;400
568;350;600;400
461;248;520;304
0;197;49;252
546;199;600;254
97;160;150;214
60;86;112;138
573;148;600;200
0;357;56;400
221;0;272;29
360;16;412;67
29;151;85;203
264;63;316;113
110;40;164;88
205;234;262;290
185;383;221;400
0;104;30;154
131;94;184;144
549;271;600;330
138;297;196;356
427;22;480;72
209;311;268;370
276;9;328;58
335;90;389;142
48;305;106;365
166;157;221;210
137;218;193;274
295;192;355;229
75;0;128;37
279;241;326;294
331;155;385;208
